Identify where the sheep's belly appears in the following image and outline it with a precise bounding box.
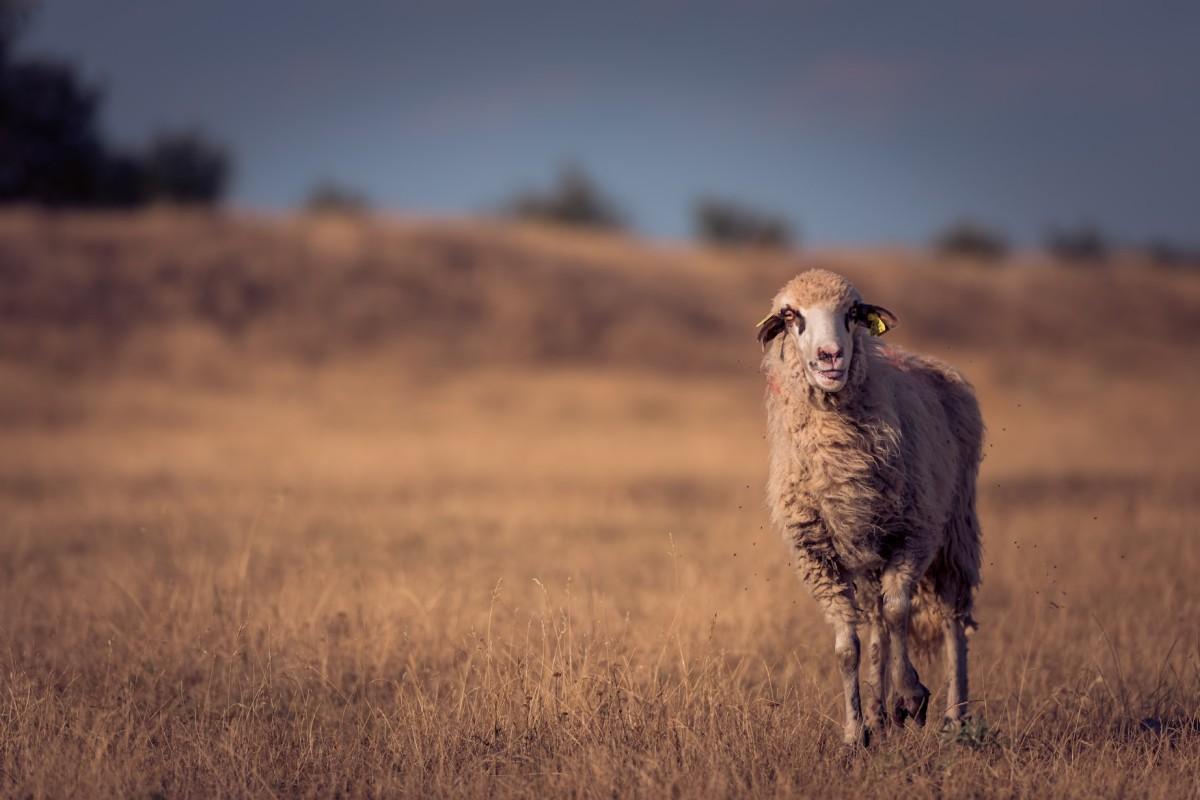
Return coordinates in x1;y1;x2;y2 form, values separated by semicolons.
831;534;888;572
820;499;892;573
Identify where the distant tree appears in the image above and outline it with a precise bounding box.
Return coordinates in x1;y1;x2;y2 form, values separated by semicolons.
304;180;371;215
1045;225;1109;263
934;220;1009;261
0;2;113;205
0;0;34;62
142;129;231;206
0;57;109;204
693;196;793;248
505;165;625;230
1;3;233;209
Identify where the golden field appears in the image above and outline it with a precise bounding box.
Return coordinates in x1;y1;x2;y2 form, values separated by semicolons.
1;211;1199;798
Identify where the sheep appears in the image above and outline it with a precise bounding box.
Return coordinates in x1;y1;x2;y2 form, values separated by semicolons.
757;269;982;747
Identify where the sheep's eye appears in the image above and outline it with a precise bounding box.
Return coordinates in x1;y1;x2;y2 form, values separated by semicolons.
781;308;795;320
780;308;804;332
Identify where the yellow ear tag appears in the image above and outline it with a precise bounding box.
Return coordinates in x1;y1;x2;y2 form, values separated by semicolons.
755;313;775;328
866;312;888;336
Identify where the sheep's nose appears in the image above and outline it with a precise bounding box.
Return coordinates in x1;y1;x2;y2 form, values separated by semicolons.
817;344;844;363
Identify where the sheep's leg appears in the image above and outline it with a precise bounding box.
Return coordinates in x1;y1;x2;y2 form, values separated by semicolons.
943;615;969;725
790;542;865;746
881;567;930;726
864;595;891;733
831;616;864;747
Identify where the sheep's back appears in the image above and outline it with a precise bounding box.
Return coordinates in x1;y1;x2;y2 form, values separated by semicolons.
872;349;983;534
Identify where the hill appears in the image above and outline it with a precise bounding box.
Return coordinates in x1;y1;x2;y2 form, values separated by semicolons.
3;210;1198;379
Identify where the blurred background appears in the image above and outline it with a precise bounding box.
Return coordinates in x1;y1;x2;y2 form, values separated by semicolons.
2;2;1199;796
5;0;1200;249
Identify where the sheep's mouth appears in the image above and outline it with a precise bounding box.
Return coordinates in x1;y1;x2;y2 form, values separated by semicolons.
808;366;848;392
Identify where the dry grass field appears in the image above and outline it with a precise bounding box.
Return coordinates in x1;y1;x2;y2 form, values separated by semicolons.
2;211;1199;798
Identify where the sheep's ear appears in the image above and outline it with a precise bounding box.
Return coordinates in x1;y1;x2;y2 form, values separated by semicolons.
854;303;898;336
756;313;785;351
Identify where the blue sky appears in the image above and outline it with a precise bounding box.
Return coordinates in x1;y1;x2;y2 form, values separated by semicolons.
17;0;1200;244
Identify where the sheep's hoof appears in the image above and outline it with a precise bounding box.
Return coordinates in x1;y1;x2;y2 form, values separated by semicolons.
865;707;891;734
941;711;970;731
843;724;870;748
893;684;931;727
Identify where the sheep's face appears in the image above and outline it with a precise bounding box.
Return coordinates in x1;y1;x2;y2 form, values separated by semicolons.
757;271;897;395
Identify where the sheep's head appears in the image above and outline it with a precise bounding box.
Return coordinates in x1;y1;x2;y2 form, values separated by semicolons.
756;270;897;395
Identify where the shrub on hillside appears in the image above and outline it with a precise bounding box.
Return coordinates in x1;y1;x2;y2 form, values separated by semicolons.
934;220;1009;262
693;196;793;248
142;130;231;206
1045;225;1109;263
504;165;625;230
1141;239;1200;269
304;180;371;216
